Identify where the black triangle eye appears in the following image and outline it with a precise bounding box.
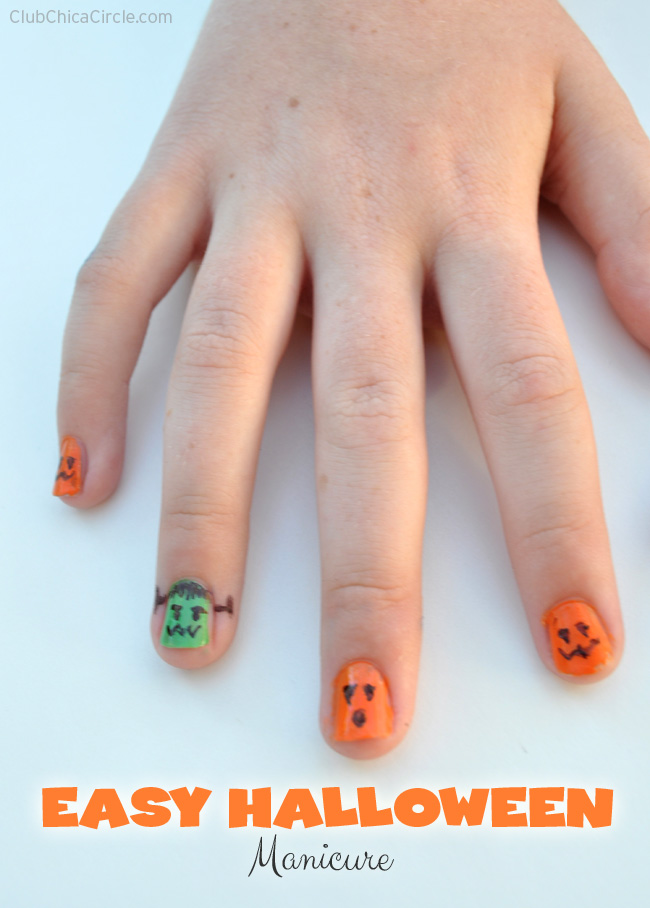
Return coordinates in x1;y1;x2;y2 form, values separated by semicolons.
343;684;357;705
363;684;375;701
558;628;570;644
575;622;590;638
67;456;75;470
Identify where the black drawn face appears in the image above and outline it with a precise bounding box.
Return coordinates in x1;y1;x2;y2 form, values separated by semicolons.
55;454;77;482
556;621;601;661
160;580;211;649
342;682;376;728
166;602;208;637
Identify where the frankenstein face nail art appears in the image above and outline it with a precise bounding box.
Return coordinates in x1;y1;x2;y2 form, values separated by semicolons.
159;580;211;649
333;661;393;742
53;436;83;496
543;600;613;676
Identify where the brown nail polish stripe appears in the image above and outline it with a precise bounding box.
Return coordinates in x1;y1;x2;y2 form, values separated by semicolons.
154;585;234;615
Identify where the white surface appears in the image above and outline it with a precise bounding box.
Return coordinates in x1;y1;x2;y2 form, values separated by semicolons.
2;1;650;905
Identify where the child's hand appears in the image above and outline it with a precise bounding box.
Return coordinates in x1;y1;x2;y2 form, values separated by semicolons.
54;0;650;757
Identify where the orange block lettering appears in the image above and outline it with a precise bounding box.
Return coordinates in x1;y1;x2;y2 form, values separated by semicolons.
322;787;359;827
567;788;613;828
439;788;489;826
169;787;211;827
274;789;324;830
394;788;441;827
358;788;393;827
42;788;78;827
130;788;172;827
229;788;272;828
79;789;129;829
491;788;528;827
530;788;565;827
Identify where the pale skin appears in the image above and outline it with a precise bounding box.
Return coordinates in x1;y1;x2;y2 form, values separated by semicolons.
56;0;650;758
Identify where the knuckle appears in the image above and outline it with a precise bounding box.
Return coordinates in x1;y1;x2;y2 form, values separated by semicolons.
483;350;580;416
178;305;263;376
324;576;415;617
59;361;125;397
144;130;210;191
164;493;237;535
323;365;412;450
435;159;536;260
438;207;526;260
60;362;101;387
519;513;592;551
75;250;133;297
75;169;202;298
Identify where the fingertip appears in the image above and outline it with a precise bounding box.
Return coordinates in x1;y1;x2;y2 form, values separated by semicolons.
152;638;227;671
538;598;623;685
321;724;410;760
321;659;410;759
52;432;125;509
544;653;622;685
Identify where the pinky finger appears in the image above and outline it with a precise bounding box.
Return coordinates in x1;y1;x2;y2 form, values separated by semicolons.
54;162;208;507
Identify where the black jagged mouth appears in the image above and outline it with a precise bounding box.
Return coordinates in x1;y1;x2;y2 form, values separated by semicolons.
558;639;600;660
56;454;77;481
165;623;203;638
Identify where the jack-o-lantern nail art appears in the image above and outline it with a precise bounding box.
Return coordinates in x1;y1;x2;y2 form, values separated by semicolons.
52;436;83;496
159;579;211;648
543;600;613;676
332;661;393;741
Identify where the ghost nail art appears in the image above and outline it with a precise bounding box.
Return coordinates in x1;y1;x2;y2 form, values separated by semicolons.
543;600;613;676
332;661;393;741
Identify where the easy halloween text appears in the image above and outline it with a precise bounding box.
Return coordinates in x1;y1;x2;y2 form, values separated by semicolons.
42;785;613;829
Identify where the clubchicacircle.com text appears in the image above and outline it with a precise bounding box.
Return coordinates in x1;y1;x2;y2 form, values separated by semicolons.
42;786;613;875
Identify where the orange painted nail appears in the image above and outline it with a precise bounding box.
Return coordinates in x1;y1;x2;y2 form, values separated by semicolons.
543;600;613;676
52;436;83;497
332;660;393;742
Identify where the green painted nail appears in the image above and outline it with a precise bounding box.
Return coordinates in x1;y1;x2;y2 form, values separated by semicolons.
159;579;211;648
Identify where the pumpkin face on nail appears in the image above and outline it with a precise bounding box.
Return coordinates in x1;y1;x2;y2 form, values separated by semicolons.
52;436;82;496
543;600;613;676
333;661;393;741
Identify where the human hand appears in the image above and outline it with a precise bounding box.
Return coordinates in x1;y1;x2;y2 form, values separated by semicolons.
54;0;650;758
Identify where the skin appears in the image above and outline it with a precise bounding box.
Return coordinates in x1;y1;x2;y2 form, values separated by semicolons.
55;0;650;758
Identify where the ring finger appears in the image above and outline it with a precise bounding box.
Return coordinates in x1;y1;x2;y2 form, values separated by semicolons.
151;192;302;667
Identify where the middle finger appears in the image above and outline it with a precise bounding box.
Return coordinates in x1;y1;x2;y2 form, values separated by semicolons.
311;232;428;758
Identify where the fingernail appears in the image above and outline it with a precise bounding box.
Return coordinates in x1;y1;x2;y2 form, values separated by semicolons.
332;660;393;741
52;436;83;496
543;599;613;675
159;579;212;648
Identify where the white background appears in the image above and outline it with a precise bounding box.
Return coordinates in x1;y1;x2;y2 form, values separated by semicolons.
2;1;649;905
